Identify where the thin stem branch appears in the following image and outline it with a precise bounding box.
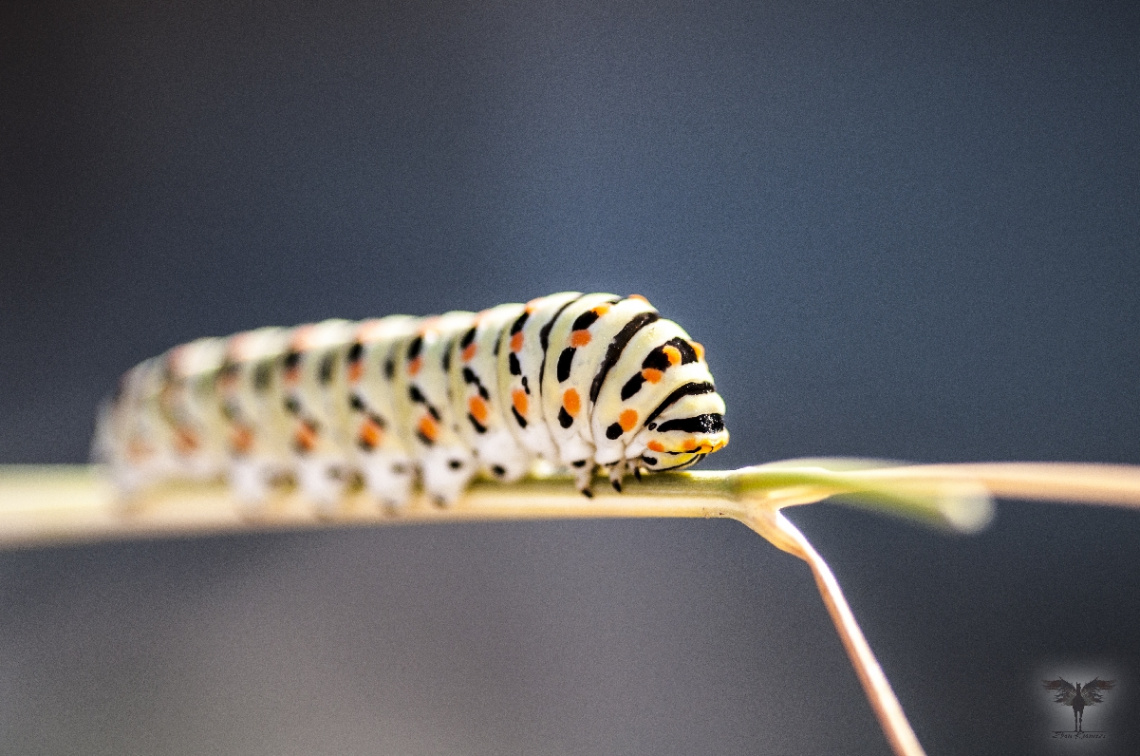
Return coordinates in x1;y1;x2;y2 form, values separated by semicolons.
741;507;927;756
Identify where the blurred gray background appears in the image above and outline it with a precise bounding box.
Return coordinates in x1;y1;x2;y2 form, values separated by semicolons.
2;0;1139;753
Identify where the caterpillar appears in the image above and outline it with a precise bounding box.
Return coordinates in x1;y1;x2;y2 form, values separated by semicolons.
94;292;729;510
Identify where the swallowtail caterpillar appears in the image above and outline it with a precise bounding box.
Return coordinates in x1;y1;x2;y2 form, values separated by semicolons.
94;292;729;511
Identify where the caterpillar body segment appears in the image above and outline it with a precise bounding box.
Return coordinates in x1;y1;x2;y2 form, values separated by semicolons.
218;327;294;505
404;311;481;506
95;292;729;509
449;303;532;485
347;316;419;509
280;320;358;510
496;291;581;464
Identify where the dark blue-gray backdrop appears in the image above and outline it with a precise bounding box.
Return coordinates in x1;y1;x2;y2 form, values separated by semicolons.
3;1;1138;754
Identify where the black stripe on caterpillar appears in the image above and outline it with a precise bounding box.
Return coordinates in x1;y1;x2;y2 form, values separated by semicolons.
92;292;729;511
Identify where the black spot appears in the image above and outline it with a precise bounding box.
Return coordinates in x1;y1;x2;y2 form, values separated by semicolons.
283;396;301;415
647;422;657;430
427;404;441;421
448;459;463;470
508;352;521;376
605;422;623;440
510;312;529;334
460;327;477;348
462;367;478;385
284;350;301;370
557;347;575;381
408;386;425;403
580;488;594;499
349;393;365;411
416;430;435;446
641;455;658;465
656;414;725;434
318;354;335;384
642;347;672;372
407;336;423;360
611;479;622;493
491;465;506;478
253;363;273;392
571;460;588;468
620;374;645;400
441;348;451;371
571;309;601;331
468;414;487;434
384;358;395;380
369;413;386;428
358;436;375;451
558;407;573;428
347;342;363;363
511;406;528;428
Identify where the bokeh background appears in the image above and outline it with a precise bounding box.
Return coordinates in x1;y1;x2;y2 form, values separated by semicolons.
3;0;1139;753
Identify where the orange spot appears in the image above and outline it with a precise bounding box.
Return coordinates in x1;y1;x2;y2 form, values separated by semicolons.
408;356;423;376
591;303;611;317
563;388;580;416
510;331;524;352
619;409;638;432
462;343;477;362
663;345;682;366
682;437;699;452
512;388;529;417
284;366;301;385
295;423;319;452
641;368;664;384
359;418;384;449
348;361;364;383
690;341;705;360
232;426;254;455
174;427;199;454
628;294;648;302
468;395;489;424
126;438;153;462
570;330;591;347
647;440;666;453
417;414;440;443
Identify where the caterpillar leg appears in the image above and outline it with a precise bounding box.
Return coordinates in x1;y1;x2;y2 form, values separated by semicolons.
359;452;415;512
295;456;349;513
570;460;596;497
420;445;475;507
606;458;629;493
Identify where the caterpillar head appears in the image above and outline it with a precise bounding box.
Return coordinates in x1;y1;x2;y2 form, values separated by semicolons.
631;385;728;473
